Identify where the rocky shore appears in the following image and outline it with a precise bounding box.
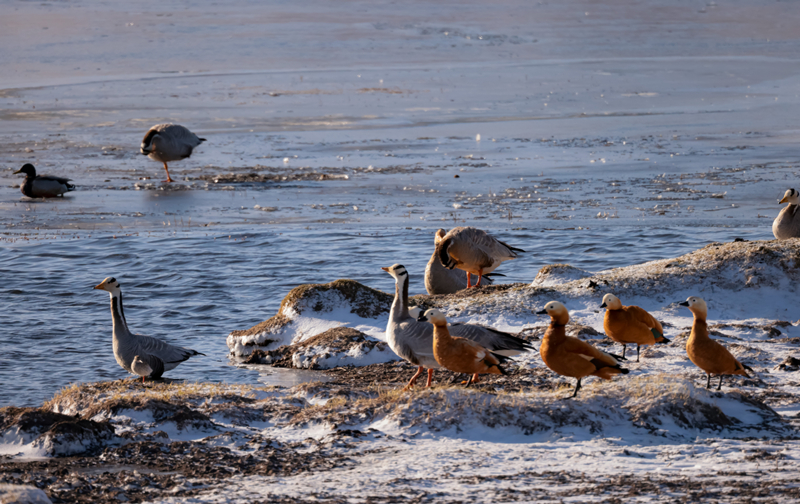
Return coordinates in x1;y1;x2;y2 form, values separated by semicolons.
3;239;800;503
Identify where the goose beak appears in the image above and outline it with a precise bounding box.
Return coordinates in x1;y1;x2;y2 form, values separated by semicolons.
600;302;607;308
93;282;105;290
779;196;788;204
381;267;390;272
535;309;548;315
678;301;690;307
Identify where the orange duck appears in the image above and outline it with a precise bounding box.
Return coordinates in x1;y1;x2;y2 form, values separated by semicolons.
417;308;509;386
679;296;750;390
600;293;670;361
537;301;629;398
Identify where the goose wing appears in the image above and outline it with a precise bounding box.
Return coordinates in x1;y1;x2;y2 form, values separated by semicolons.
392;320;439;367
132;333;203;370
449;323;534;356
139;353;165;378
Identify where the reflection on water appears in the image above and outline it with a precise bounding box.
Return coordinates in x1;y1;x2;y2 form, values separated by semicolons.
0;224;765;407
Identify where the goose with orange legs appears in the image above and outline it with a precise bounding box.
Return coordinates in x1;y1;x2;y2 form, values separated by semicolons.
537;301;628;398
600;293;670;361
435;227;523;288
140;124;206;182
679;296;750;390
417;308;509;386
382;264;534;389
425;229;498;294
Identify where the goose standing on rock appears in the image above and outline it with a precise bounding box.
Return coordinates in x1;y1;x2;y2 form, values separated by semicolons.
13;163;75;198
679;296;750;390
382;264;534;389
537;301;628;398
140;124;206;183
772;188;800;240
417;308;509;386
600;293;670;361
94;277;204;379
435;227;523;288
425;229;497;294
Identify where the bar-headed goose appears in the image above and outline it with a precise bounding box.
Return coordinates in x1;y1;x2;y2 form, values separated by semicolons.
140;124;206;183
94;277;204;378
600;293;669;361
425;229;497;294
537;301;628;398
382;263;533;389
417;308;508;386
435;227;523;288
13;163;75;198
773;188;800;240
679;296;750;390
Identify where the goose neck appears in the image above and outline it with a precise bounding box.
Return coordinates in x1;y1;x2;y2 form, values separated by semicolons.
390;274;410;320
110;293;131;336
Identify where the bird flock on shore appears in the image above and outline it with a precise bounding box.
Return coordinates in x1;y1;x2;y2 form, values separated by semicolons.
9;123;792;398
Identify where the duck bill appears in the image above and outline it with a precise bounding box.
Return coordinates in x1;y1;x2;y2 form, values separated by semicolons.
535;309;548;315
599;302;607;308
678;301;690;307
417;314;428;322
12;169;22;174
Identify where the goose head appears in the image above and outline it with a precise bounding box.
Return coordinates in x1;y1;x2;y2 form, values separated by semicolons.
381;264;408;282
417;308;447;326
779;188;799;205
131;355;152;373
94;276;122;296
12;164;36;178
600;293;623;310
678;296;708;318
434;228;447;244
408;306;421;319
140;129;160;155
535;300;570;325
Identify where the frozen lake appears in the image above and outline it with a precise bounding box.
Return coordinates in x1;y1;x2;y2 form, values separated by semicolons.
1;0;799;405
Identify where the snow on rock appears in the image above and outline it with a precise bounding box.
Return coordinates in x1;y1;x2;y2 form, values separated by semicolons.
0;407;115;457
227;279;394;357
243;327;398;369
0;484;53;504
530;263;594;287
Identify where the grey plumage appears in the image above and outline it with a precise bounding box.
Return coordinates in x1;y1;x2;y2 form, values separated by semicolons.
94;277;204;377
13;163;75;198
383;264;533;371
773;188;800;240
435;227;523;287
140;123;205;182
132;354;165;380
425;228;496;294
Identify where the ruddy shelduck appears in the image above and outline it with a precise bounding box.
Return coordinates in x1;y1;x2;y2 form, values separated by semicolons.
435;227;523;288
600;293;670;361
679;296;750;390
417;308;509;386
537;301;629;398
